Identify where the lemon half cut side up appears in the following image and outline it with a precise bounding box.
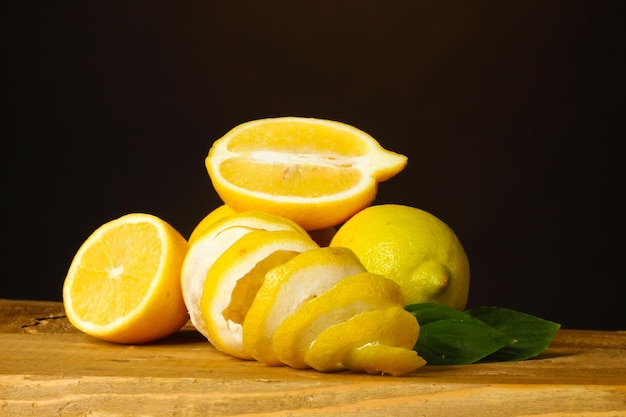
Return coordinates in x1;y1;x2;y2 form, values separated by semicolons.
205;117;408;230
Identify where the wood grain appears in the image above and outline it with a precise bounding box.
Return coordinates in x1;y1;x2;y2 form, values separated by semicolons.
1;299;625;416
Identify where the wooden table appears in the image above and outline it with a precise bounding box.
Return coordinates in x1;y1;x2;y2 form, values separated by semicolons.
1;299;625;416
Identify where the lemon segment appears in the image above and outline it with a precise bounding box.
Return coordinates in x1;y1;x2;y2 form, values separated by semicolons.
63;213;189;344
243;247;367;365
200;229;318;359
205;117;407;230
272;272;405;369
181;211;307;338
330;204;470;309
304;306;421;373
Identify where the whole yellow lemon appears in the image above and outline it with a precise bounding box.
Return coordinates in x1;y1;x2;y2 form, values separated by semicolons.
330;204;470;310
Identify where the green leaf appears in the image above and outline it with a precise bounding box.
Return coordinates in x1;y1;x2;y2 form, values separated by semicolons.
405;303;561;365
405;302;473;325
466;306;561;362
406;303;513;365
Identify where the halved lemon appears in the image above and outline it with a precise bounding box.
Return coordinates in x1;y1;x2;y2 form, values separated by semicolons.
199;229;319;359
272;272;405;369
242;247;367;365
205;117;408;230
62;213;189;344
181;211;307;339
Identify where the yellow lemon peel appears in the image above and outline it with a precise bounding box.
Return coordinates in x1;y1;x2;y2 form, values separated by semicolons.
243;247;367;365
273;272;405;369
200;229;318;359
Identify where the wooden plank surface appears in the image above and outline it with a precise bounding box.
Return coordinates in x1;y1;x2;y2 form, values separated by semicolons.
1;299;625;416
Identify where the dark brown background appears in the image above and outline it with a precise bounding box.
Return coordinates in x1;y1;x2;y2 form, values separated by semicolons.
4;2;623;330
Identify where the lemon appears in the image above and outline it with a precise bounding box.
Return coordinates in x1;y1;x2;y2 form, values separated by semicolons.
330;204;470;309
242;247;367;365
205;117;407;230
272;272;405;369
199;229;318;359
63;213;189;344
180;211;308;339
